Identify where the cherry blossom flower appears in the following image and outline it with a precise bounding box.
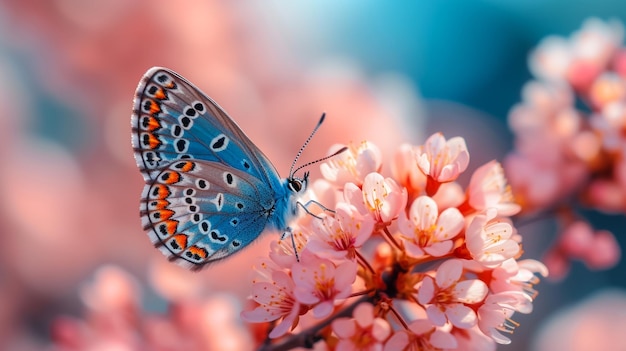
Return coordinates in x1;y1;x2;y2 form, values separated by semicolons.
465;208;521;268
308;202;375;259
478;291;533;344
241;265;302;338
590;100;626;151
292;252;357;319
490;258;549;296
345;172;407;224
321;141;383;187
268;227;310;269
415;133;469;195
467;160;521;216
451;325;497;351
530;18;624;89
383;319;457;351
417;259;488;328
397;195;464;258
331;302;391;351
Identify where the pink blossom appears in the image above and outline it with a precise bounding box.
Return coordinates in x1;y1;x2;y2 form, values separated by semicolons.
398;195;464;258
241;267;301;338
320;141;382;187
530;17;624;87
559;220;595;257
467;160;521;216
465;209;521;268
490;258;549;296
451;325;497;351
383;319;457;351
582;229;621;270
268;227;310;269
308;202;375;259
331;302;391;351
588;72;626;109
415;133;469;195
345;172;407;224
590;101;626;151
417;259;488;328
391;143;427;193
292;253;357;319
477;291;533;344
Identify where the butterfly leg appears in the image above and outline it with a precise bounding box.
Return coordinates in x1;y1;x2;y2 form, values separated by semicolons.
280;227;300;262
297;199;335;220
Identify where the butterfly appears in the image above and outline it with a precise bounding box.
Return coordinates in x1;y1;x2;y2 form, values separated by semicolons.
131;67;319;270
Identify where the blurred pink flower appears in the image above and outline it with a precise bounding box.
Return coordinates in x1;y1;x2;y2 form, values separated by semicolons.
530;18;624;90
506;18;626;282
397;195;464;258
331;302;391;351
533;289;626;351
417;259;488;328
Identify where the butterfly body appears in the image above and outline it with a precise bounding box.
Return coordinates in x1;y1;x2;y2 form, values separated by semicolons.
131;67;307;270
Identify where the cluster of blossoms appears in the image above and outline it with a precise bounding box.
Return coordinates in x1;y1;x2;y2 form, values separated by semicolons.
243;134;548;351
505;18;624;278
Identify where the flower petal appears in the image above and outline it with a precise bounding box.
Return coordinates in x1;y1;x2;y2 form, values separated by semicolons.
445;303;477;329
424;240;453;257
384;332;409;351
435;259;463;288
430;329;459;349
426;304;447;326
354;303;374;328
417;276;435;304
332;318;356;338
435;207;464;240
453;280;488;304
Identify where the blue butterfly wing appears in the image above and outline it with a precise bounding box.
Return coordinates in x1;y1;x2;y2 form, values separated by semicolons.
131;67;286;270
131;67;280;187
140;159;272;269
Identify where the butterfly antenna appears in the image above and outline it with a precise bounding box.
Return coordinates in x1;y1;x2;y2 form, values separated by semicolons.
291;146;349;177
289;112;327;178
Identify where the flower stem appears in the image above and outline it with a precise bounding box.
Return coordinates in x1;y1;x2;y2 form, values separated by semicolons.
355;250;376;275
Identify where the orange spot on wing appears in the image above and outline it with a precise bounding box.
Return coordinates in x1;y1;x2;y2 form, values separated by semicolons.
151;184;171;200
147;100;161;115
179;161;195;172
162;171;181;184
171;234;188;249
144;116;162;131
152;199;170;210
154;87;167;100
188;246;208;259
157;209;175;221
164;220;179;235
147;133;162;149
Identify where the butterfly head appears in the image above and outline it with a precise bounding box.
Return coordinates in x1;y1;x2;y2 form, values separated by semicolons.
287;171;309;195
